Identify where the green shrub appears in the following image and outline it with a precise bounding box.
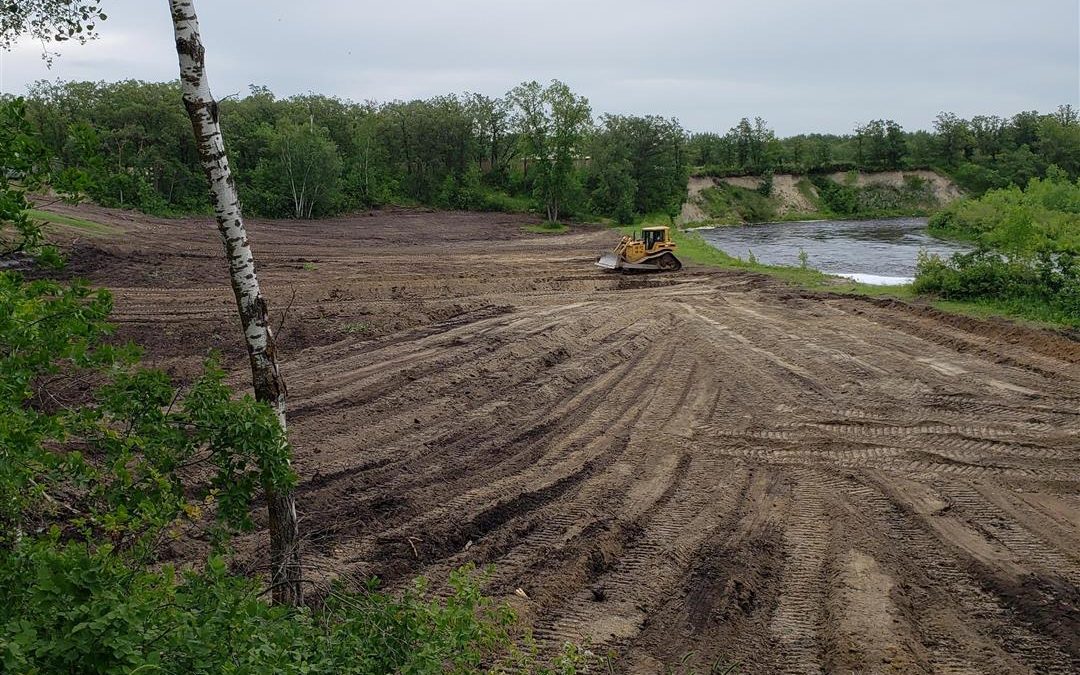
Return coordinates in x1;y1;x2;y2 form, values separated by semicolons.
949;162;1008;194
808;174;938;217
0;255;579;675
912;170;1080;326
436;168;536;213
928;173;1080;253
0;268;580;675
913;249;1080;327
810;175;857;215
1;543;581;675
757;170;774;197
697;183;777;223
476;189;535;213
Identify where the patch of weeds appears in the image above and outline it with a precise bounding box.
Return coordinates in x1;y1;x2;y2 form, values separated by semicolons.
342;321;372;336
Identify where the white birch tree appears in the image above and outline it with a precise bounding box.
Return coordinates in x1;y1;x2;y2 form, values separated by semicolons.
168;0;302;606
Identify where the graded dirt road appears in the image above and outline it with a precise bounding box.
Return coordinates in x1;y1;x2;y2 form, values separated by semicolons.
46;204;1080;673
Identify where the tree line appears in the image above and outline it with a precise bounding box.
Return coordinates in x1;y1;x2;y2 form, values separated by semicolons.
687;107;1080;194
18;78;689;224
20;78;1076;222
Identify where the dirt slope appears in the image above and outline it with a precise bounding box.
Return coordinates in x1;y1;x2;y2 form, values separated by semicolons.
683;170;963;223
44;203;1080;673
721;174;819;214
824;169;965;202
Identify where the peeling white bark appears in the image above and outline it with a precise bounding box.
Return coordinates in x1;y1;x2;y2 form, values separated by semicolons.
169;0;302;606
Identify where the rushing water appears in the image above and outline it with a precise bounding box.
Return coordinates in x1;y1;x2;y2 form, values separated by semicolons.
696;216;973;285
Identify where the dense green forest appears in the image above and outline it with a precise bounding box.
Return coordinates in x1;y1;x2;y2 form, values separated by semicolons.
688;107;1080;194
15;79;1078;225
17;79;688;224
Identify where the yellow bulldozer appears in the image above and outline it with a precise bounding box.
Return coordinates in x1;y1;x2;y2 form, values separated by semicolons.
596;226;682;272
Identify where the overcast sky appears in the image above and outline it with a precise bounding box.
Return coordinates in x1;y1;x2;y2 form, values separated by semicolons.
1;0;1077;135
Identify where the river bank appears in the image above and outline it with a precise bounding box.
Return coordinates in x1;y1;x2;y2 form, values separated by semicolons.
695;216;971;284
612;213;1072;332
680;169;964;226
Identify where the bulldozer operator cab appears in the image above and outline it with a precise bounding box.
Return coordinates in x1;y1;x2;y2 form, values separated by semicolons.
641;226;670;252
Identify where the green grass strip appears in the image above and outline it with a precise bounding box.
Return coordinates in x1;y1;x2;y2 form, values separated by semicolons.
27;209;120;235
608;224;1072;330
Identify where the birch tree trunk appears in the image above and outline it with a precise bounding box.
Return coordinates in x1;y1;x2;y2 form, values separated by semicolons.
168;0;302;606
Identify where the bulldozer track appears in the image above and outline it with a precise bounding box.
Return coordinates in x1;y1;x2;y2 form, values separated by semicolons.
45;202;1080;673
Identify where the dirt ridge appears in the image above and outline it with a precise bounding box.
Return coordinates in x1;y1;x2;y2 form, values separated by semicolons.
41;202;1080;674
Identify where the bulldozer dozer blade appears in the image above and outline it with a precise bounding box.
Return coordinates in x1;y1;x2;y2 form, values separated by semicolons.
595;253;620;270
599;251;682;273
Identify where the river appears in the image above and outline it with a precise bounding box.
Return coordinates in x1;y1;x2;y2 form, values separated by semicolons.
695;216;972;285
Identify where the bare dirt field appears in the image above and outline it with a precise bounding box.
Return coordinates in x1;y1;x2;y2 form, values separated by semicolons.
43;203;1080;673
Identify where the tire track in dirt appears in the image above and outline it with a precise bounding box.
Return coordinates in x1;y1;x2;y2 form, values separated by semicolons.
769;476;830;674
630;468;787;673
47;203;1080;673
525;352;732;649
529;454;750;652
308;315;686;582
860;473;1079;673
290;301;656;467
936;483;1080;587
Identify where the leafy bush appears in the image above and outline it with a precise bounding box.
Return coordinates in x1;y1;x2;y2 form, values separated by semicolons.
1;99;60;262
1;545;581;675
853;182;935;213
929;172;1080;253
757;170;774;197
808;175;938;218
914;249;1036;299
437;168;536;213
0;235;580;675
810;175;857;215
917;173;1080;326
913;248;1080;327
696;183;777;223
949;161;1008;194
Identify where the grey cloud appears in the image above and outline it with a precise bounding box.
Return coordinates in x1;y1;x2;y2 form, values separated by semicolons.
1;0;1076;134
